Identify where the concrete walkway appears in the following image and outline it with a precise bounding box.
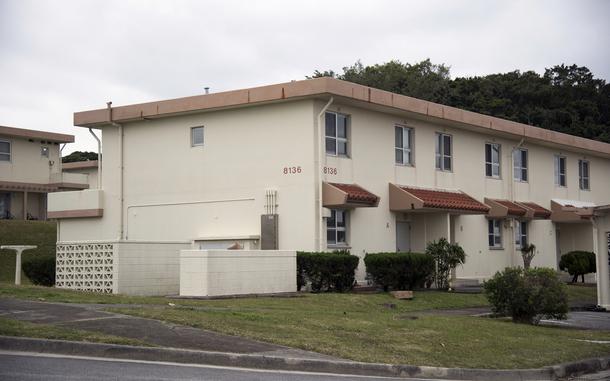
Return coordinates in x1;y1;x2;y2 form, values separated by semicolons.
0;298;340;361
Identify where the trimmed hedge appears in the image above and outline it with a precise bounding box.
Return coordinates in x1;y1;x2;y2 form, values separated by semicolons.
297;251;359;292
22;255;56;286
484;267;568;325
364;252;434;291
559;251;596;283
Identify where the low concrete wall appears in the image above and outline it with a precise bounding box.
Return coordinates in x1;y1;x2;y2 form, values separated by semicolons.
116;241;192;296
180;250;296;297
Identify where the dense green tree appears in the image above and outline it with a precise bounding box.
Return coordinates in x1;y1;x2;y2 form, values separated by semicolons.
62;151;98;163
310;61;610;143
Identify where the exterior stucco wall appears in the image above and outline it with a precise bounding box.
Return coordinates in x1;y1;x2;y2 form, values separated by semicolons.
0;135;61;184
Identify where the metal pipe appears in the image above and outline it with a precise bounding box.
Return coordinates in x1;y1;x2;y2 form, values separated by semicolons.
107;101;124;241
315;97;334;251
88;128;102;189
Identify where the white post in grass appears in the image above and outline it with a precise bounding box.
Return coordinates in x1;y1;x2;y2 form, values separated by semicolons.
1;245;37;285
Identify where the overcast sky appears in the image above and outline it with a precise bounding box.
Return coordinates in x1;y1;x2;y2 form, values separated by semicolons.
1;0;609;154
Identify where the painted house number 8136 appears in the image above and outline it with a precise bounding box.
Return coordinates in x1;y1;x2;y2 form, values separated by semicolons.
283;166;302;174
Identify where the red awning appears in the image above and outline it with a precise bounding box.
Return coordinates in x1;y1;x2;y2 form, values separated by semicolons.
516;202;552;220
323;182;380;208
389;184;489;214
485;198;527;218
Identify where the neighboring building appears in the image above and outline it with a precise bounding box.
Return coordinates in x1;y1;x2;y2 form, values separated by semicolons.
0;125;85;220
62;160;99;189
48;78;610;307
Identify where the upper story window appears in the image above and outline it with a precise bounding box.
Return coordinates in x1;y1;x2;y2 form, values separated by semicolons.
485;143;501;178
327;209;348;246
325;112;349;156
513;148;528;182
435;133;452;171
488;219;502;248
578;159;590;190
554;155;566;187
0;140;10;162
514;220;528;249
395;125;413;165
191;126;204;147
41;146;49;158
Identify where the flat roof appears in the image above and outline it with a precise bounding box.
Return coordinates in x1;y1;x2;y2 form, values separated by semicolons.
62;160;98;170
0;125;74;143
74;77;610;158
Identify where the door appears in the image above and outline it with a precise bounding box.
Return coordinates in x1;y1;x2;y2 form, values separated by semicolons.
396;221;411;252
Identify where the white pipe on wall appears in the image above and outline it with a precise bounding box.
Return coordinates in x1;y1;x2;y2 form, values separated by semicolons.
316;97;334;251
88;128;102;189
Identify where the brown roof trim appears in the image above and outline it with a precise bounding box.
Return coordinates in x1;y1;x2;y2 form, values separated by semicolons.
0;180;59;193
389;184;489;214
484;198;527;218
62;160;99;170
48;208;103;219
74;77;610;157
0;125;74;143
322;182;380;208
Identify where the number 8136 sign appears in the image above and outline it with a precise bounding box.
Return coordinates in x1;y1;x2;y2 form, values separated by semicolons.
283;166;302;174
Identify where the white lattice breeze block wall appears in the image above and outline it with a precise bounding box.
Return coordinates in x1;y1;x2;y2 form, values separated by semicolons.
56;242;116;293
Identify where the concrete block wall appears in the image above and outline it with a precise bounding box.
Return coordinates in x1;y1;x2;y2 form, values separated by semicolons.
180;250;297;297
115;241;191;296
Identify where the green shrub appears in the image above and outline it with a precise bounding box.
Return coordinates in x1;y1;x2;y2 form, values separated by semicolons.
483;267;568;324
559;251;596;283
22;255;56;286
296;251;359;292
425;238;466;290
364;252;434;291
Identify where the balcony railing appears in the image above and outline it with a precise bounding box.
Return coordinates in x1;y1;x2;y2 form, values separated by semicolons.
48;189;103;219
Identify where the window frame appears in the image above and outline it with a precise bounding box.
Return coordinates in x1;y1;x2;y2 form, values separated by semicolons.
395;125;414;166
578;159;590;191
327;209;348;247
435;132;452;172
485;142;501;179
513;148;528;182
191;126;204;147
554;155;567;187
325;111;349;157
0;139;11;162
488;219;503;249
514;220;528;249
41;146;49;158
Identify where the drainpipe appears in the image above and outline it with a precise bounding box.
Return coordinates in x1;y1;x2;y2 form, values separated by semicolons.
107;102;124;241
88;128;102;189
510;137;525;265
316;97;334;251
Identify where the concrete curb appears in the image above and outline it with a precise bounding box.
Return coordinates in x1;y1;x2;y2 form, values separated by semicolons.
0;336;608;380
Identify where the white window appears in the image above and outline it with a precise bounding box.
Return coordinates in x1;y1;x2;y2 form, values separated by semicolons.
554;155;566;187
191;126;204;147
327;209;347;246
513;148;528;182
488;219;502;248
395;125;413;165
41;146;49;158
325;112;348;156
485;143;501;178
0;140;10;162
435;133;452;171
578;159;590;190
514;220;528;249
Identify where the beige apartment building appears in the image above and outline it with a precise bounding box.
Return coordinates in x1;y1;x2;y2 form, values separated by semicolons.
0;125;85;220
48;78;610;307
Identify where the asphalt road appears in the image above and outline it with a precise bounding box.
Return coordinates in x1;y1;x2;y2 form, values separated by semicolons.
0;352;447;381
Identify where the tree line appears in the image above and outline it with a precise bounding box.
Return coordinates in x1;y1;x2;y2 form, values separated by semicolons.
309;60;610;143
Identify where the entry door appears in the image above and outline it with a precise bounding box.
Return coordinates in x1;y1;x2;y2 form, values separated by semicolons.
396;222;411;252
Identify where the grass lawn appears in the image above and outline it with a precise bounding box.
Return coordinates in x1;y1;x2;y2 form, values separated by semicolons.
0;220;57;284
0;316;151;347
566;284;598;305
0;282;606;369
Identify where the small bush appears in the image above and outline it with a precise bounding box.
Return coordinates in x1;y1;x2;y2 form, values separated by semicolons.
296;251;359;292
483;267;568;325
364;252;434;291
559;251;596;283
425;238;466;290
22;255;56;286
